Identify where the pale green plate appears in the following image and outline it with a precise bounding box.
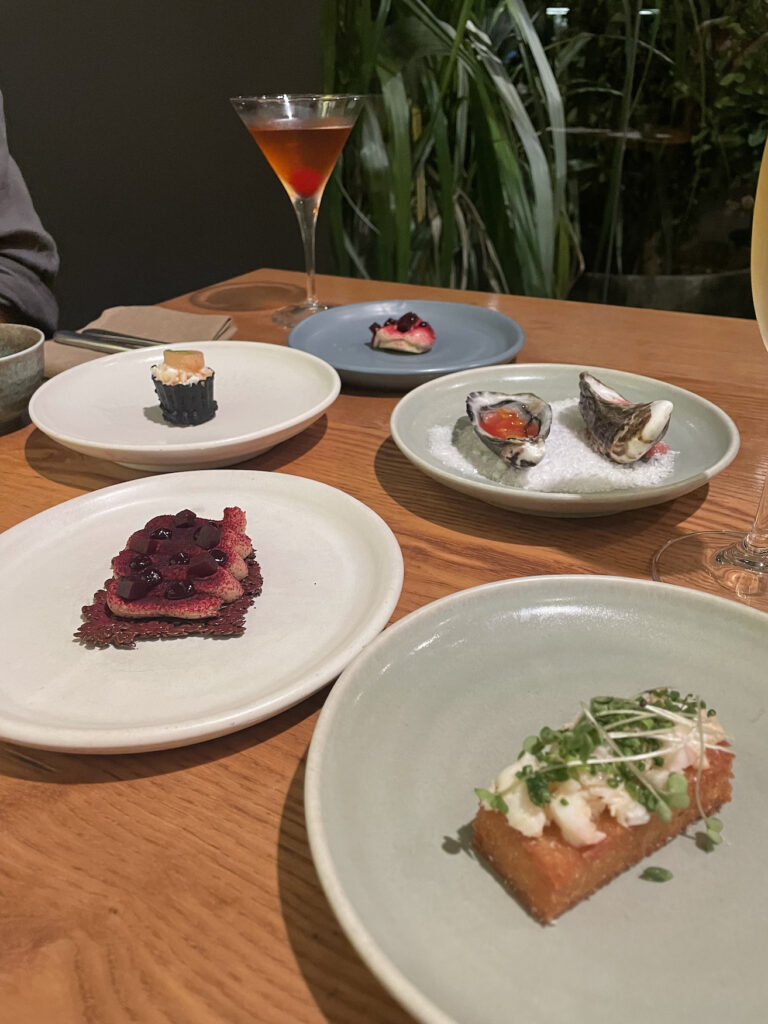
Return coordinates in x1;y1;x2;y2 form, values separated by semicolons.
390;364;740;517
306;576;766;1024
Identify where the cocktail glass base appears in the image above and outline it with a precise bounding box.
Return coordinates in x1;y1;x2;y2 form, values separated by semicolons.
652;530;768;611
189;280;305;312
271;298;330;328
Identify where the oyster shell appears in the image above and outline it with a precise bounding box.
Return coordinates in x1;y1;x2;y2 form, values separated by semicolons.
578;372;673;464
466;391;552;468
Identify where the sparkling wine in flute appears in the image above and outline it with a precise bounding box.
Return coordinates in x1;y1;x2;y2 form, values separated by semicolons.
752;146;768;354
652;138;768;610
230;95;363;327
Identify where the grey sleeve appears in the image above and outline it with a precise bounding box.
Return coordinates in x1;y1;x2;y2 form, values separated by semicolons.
0;90;59;335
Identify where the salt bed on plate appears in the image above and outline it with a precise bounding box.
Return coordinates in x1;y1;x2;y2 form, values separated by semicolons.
427;398;677;494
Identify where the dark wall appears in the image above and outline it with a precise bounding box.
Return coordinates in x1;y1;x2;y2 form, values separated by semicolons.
0;0;324;327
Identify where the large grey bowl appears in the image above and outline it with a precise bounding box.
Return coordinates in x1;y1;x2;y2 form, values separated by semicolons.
0;324;44;428
306;575;767;1024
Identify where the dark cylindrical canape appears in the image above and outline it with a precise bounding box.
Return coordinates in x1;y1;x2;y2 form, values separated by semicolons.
151;349;218;426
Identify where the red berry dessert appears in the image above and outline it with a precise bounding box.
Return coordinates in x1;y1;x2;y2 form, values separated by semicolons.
369;312;435;354
75;507;263;649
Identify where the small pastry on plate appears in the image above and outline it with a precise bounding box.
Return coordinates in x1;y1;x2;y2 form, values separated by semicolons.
369;312;435;354
151;349;218;425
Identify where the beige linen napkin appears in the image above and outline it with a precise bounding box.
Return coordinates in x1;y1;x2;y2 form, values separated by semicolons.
44;305;237;377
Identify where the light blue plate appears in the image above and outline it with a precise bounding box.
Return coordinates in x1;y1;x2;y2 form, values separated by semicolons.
288;299;525;390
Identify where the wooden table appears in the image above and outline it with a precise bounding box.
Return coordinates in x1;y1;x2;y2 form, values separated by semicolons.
1;269;766;1023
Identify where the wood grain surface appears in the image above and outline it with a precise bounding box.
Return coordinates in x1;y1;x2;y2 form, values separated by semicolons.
1;269;766;1024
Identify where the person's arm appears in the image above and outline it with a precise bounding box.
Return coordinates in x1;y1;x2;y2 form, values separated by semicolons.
0;89;59;334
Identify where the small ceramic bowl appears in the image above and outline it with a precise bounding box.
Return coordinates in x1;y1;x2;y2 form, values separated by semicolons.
0;324;45;429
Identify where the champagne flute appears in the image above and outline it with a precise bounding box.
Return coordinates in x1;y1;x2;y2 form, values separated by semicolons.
230;93;364;327
652;138;768;610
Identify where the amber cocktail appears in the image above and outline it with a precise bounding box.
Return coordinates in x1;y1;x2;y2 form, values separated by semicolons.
230;94;363;327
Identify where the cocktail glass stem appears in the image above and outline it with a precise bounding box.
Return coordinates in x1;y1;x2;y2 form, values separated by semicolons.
271;192;323;327
294;195;320;312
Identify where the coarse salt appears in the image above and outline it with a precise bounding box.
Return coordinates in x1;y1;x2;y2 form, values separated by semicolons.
427;399;676;494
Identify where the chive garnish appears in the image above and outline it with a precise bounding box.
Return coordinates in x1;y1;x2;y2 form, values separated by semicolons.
641;866;673;882
476;688;729;845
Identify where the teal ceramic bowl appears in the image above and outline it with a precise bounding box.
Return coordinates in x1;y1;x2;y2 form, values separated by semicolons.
0;324;44;429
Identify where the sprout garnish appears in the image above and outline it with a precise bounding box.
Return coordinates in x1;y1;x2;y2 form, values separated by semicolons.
640;866;673;882
478;688;729;846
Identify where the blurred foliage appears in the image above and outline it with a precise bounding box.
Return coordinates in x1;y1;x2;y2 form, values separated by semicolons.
321;0;577;298
322;1;768;296
532;0;768;277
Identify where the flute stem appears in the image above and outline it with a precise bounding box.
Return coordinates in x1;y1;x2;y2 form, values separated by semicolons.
741;469;768;561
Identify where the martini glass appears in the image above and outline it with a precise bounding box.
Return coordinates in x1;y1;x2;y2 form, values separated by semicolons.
230;93;364;327
651;138;768;611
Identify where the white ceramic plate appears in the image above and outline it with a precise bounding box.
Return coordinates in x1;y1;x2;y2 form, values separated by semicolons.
0;470;403;753
390;364;740;517
29;341;341;471
306;576;767;1024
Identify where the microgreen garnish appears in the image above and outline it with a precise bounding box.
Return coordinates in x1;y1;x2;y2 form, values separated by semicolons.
641;866;673;882
664;772;691;810
474;788;509;815
696;815;724;851
477;689;729;846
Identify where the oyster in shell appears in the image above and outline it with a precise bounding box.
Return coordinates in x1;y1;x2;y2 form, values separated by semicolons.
578;372;673;464
466;391;552;468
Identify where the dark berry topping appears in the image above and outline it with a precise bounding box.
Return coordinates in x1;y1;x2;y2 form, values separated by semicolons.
370;312;428;338
173;509;197;527
168;551;191;566
116;576;153;601
396;312;421;332
129;554;153;572
150;527;173;540
165;580;196;600
194;522;221;550
139;568;163;589
129;533;159;554
210;548;227;565
187;552;218;579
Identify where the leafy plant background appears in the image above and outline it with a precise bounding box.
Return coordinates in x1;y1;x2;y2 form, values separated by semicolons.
322;1;768;302
547;0;768;280
322;0;575;299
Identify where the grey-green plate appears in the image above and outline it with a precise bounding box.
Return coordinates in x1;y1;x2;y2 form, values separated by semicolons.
390;364;740;517
306;576;766;1024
